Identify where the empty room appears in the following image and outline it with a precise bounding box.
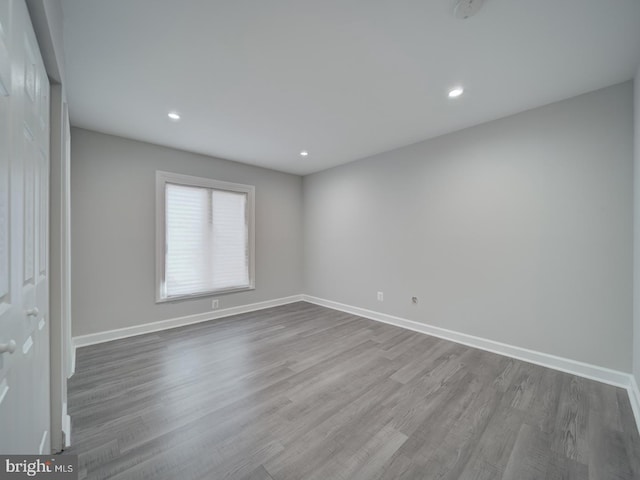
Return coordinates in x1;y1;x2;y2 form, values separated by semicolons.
2;0;640;478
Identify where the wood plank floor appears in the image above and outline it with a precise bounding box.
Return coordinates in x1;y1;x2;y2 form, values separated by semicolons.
65;302;640;479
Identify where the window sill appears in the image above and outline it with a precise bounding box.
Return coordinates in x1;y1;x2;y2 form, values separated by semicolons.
156;285;255;304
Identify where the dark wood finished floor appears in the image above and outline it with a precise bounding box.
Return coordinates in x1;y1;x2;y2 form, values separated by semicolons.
66;302;640;479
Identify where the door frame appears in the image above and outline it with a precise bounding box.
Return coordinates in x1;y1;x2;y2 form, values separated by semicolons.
49;84;72;452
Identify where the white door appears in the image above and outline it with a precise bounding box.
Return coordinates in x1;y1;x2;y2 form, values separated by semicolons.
0;0;51;454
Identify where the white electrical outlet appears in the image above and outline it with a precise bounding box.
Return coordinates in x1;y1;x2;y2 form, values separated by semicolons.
211;299;219;309
377;291;384;301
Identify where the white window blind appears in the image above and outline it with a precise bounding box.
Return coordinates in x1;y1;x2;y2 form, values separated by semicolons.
156;172;254;301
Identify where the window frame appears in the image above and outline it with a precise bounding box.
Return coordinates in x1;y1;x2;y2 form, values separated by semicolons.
155;170;255;303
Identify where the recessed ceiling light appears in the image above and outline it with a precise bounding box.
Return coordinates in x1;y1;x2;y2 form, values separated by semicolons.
448;87;464;98
300;151;309;157
168;112;181;120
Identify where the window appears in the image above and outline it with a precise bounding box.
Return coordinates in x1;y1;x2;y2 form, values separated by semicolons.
156;171;255;302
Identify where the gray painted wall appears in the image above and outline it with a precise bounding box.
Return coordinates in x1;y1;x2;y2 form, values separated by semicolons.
70;128;303;337
634;68;640;383
304;82;633;371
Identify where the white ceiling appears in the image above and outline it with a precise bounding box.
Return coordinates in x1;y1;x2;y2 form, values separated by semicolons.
61;0;640;175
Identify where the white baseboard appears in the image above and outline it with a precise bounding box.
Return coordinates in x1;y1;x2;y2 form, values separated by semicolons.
69;345;76;377
73;294;304;349
628;376;640;430
39;429;48;455
302;295;632;389
63;416;71;447
62;401;71;448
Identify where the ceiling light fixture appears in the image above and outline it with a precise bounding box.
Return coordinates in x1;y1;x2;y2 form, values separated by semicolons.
168;112;181;120
448;87;464;98
453;0;485;19
300;151;309;157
